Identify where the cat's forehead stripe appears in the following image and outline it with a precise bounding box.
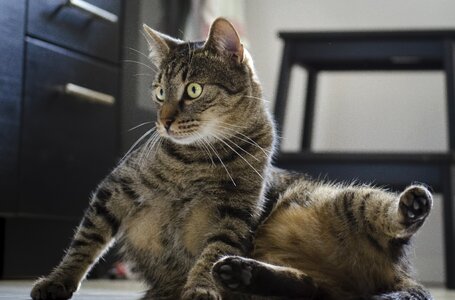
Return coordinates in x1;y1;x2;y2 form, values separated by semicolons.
181;67;188;81
171;62;187;80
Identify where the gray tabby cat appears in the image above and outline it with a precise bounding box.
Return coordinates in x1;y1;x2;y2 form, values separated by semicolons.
31;18;275;300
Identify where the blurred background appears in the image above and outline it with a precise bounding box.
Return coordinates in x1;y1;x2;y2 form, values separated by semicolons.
1;0;454;295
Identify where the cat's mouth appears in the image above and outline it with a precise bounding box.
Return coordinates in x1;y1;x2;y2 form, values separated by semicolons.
156;119;215;145
167;130;200;144
157;126;203;145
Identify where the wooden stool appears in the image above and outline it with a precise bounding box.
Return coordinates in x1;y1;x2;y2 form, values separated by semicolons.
274;30;455;288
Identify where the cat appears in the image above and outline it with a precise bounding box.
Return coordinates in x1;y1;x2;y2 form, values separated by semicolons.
31;18;275;300
213;169;433;299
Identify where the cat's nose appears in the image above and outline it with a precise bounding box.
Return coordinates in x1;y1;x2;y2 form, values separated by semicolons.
162;117;175;130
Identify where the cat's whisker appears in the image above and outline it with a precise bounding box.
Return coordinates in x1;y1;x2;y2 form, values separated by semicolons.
194;133;215;167
213;125;271;156
147;135;162;161
242;95;271;103
141;135;162;169
204;135;236;185
231;134;271;156
128;121;154;132
123;60;157;72
143;134;163;168
138;132;156;166
126;46;153;62
193;133;210;161
120;127;155;163
214;120;246;130
143;132;161;162
139;131;159;166
133;73;154;77
217;125;271;152
211;133;263;180
211;128;260;162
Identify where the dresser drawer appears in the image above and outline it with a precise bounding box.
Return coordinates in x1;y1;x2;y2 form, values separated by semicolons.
0;0;26;213
27;0;121;63
19;38;119;217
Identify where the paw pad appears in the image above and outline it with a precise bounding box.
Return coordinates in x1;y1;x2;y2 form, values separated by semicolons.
212;256;253;291
399;186;432;226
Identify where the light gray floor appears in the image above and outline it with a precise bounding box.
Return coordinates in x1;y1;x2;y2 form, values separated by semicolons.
1;280;454;300
0;280;144;300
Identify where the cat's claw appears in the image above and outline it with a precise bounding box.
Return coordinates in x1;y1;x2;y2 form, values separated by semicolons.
30;277;77;300
181;286;221;300
399;185;432;227
212;256;253;292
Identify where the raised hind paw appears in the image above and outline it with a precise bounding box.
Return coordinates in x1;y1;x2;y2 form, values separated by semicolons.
212;256;253;292
30;277;78;300
399;185;433;230
212;256;318;298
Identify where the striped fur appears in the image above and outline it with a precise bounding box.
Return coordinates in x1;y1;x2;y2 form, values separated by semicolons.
31;18;275;300
213;169;434;299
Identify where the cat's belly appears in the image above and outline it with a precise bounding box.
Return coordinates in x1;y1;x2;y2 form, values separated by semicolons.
254;202;396;297
121;241;193;298
120;207;194;297
119;194;215;297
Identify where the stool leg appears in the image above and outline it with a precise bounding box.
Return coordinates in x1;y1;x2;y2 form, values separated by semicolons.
444;39;455;289
274;43;292;148
442;166;455;289
301;69;318;150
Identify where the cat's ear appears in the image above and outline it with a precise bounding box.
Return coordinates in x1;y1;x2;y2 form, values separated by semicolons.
204;18;244;63
143;24;181;66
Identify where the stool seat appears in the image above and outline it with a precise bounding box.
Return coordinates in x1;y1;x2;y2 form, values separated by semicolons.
279;30;455;70
273;30;455;289
277;152;450;190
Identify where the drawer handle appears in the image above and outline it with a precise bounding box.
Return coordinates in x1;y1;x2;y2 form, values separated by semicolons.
63;83;115;105
65;0;118;23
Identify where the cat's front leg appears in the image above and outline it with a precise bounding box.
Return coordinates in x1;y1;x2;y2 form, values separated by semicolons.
181;201;257;300
30;176;132;300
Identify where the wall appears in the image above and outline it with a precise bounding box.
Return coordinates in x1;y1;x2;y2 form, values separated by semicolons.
245;0;455;284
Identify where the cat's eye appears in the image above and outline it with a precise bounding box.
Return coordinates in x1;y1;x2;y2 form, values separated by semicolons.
186;83;203;99
155;86;165;102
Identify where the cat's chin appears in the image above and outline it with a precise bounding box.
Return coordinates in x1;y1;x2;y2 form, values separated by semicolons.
167;135;200;145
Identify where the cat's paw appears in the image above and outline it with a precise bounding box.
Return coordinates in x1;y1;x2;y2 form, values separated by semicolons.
212;256;254;292
30;277;78;300
181;286;222;300
399;185;433;227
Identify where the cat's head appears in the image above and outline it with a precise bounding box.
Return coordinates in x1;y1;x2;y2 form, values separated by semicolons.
143;18;264;145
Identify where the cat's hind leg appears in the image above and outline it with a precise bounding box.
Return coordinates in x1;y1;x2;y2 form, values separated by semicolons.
397;185;432;236
212;256;319;299
361;184;432;239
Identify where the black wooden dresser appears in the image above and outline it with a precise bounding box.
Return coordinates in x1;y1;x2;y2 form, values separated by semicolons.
0;0;123;278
